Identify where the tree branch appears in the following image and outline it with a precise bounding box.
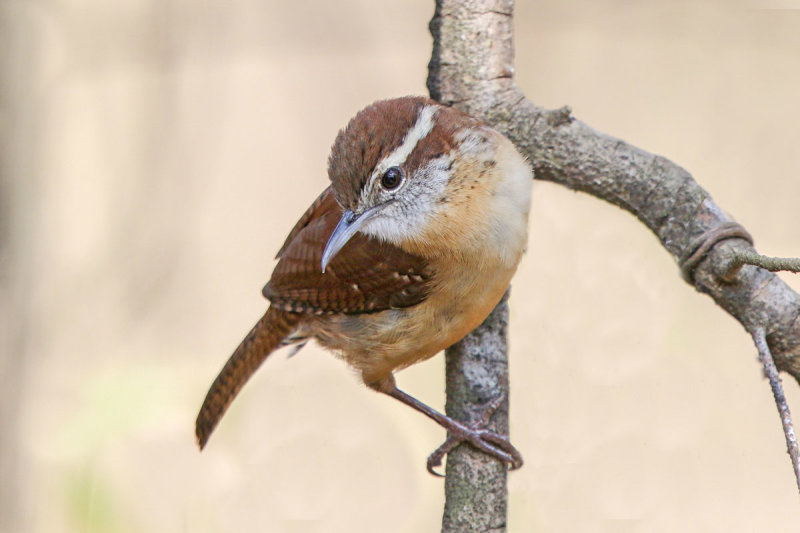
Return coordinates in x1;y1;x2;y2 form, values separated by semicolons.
429;2;518;531
430;0;800;524
441;293;511;533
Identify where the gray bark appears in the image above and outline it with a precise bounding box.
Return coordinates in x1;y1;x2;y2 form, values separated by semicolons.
441;293;511;532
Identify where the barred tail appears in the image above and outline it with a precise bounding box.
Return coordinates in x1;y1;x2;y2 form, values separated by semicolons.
195;307;302;449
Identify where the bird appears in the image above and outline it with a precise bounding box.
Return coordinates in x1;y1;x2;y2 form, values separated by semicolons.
195;96;532;474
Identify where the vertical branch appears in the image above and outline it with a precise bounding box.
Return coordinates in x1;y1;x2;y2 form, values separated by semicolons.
428;1;519;531
441;294;511;532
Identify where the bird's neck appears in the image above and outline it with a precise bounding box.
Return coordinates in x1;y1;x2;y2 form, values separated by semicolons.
399;134;533;268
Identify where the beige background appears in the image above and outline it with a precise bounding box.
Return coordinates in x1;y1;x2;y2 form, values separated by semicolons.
2;0;800;531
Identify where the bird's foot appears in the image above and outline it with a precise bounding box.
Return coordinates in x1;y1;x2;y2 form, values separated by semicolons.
426;395;524;476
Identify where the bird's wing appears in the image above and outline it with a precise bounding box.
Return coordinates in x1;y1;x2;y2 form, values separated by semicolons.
264;186;434;315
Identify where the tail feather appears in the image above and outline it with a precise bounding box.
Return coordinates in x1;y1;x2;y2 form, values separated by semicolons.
195;307;302;449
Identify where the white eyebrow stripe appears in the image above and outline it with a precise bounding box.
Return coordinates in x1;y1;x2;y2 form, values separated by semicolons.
357;104;439;208
374;104;438;176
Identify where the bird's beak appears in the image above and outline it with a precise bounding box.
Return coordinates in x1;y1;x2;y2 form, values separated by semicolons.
321;206;380;273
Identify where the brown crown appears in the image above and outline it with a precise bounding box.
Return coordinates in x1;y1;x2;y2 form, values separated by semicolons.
326;96;482;210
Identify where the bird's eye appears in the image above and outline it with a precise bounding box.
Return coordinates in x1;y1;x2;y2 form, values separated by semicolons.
380;167;403;190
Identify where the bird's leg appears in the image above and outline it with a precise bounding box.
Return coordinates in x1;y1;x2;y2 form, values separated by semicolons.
378;379;523;476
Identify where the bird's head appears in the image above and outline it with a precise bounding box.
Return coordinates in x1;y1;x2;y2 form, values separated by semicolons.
322;96;532;271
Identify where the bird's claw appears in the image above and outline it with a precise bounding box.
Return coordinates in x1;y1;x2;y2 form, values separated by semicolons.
425;396;524;476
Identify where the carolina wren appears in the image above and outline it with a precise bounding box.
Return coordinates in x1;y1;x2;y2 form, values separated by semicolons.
196;96;532;473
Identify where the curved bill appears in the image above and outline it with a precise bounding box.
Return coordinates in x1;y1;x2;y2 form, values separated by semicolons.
321;206;380;273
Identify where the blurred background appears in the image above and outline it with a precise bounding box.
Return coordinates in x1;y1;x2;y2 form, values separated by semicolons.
2;0;800;531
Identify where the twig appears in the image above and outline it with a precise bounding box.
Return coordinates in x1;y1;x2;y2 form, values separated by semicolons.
752;327;800;494
723;251;800;283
